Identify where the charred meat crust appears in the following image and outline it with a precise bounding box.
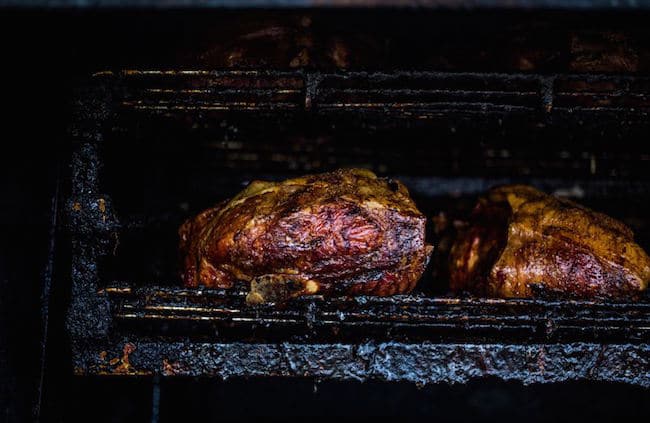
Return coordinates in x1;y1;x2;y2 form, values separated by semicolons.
450;185;650;299
179;168;432;302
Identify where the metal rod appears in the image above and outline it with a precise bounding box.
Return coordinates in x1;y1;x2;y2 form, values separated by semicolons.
151;375;160;423
34;164;60;422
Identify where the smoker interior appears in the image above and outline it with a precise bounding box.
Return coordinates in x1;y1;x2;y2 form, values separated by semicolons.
88;67;650;344
101;70;650;291
92;11;650;293
57;12;650;420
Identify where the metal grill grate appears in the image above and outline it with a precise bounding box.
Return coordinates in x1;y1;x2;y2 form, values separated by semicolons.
104;69;650;118
105;285;650;343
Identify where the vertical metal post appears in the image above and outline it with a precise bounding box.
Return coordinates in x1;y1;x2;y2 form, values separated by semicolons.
34;170;60;421
151;375;161;423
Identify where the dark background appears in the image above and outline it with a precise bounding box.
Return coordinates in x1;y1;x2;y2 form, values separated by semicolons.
1;8;650;422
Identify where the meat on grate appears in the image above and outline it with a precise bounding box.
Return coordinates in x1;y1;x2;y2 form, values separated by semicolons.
180;168;432;304
449;185;650;299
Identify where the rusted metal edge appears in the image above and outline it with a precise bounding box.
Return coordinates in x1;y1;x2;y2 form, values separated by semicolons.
66;85;118;340
72;340;650;387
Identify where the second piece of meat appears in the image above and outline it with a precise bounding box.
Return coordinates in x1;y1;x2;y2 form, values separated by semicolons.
449;185;650;299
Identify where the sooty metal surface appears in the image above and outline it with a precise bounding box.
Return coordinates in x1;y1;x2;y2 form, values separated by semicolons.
67;69;650;386
74;340;650;387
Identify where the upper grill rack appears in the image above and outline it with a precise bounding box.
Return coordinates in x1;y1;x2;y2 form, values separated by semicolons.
102;69;650;118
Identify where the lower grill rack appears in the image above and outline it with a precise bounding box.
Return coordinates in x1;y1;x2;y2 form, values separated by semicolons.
70;285;650;386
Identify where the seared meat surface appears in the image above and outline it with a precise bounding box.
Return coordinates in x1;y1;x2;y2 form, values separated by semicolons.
180;168;432;303
449;185;650;299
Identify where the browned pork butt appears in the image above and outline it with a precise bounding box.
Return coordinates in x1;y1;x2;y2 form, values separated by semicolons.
180;168;432;304
449;185;650;299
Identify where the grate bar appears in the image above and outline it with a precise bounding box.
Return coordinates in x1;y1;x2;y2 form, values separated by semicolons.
105;284;650;344
99;69;650;117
